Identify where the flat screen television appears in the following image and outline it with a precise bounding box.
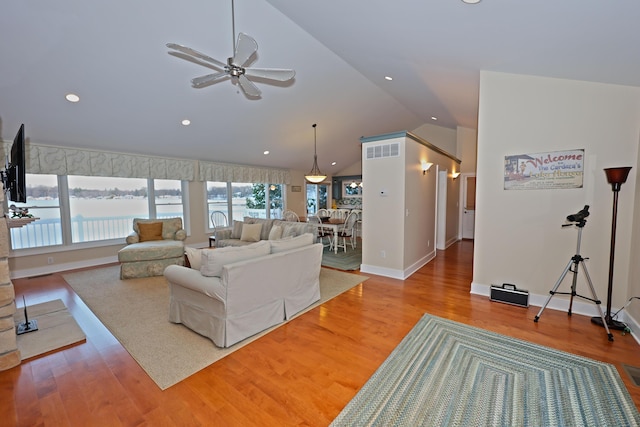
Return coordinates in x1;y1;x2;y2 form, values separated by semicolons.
2;124;26;203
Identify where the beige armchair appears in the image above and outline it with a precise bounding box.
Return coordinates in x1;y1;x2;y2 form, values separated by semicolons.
117;217;186;279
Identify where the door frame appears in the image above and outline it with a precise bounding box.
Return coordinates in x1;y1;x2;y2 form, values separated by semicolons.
458;173;476;240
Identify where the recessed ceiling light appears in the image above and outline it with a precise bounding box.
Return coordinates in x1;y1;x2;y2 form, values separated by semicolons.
384;76;393;81
65;93;80;103
181;119;191;126
431;116;438;121
331;161;337;166
263;150;270;155
462;0;481;3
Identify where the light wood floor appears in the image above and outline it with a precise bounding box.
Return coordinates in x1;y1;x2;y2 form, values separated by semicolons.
3;240;639;426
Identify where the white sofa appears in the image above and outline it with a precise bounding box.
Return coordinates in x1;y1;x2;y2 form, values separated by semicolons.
164;235;323;348
214;217;315;247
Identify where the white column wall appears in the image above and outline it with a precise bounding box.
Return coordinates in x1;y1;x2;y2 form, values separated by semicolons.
473;71;640;319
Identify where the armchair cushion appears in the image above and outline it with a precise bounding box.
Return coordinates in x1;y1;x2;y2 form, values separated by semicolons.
138;221;163;242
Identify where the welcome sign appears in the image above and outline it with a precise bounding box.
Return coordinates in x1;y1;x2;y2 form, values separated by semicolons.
504;149;584;190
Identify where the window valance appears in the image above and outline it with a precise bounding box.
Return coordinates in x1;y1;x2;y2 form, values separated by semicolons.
199;161;291;184
1;142;292;184
0;142;196;181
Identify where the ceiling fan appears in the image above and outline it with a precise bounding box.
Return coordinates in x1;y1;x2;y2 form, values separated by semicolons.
166;0;295;98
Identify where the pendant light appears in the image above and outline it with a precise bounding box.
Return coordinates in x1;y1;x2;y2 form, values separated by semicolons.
305;123;327;183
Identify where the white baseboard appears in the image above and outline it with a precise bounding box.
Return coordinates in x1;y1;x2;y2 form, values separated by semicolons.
12;255;119;279
471;282;640;345
361;250;436;280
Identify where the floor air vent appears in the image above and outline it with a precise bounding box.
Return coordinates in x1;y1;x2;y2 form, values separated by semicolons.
622;364;640;387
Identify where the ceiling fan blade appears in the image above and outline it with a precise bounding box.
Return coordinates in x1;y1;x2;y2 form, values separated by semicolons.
245;67;295;82
166;43;227;69
232;33;258;67
191;72;229;88
237;74;261;97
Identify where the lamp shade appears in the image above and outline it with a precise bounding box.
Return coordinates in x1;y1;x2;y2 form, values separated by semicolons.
604;167;632;191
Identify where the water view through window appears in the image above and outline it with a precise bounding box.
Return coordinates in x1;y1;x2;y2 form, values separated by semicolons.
9;175;184;250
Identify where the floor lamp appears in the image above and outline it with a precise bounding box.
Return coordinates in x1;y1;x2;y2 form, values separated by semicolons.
591;166;632;331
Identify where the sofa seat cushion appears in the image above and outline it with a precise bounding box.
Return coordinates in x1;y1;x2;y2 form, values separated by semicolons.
118;240;185;262
215;239;257;248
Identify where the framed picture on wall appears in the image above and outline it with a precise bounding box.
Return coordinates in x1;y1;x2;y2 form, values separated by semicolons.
504;149;584;190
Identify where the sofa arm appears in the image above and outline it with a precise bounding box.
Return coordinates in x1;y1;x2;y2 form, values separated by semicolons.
125;232;140;244
164;265;226;301
175;229;187;241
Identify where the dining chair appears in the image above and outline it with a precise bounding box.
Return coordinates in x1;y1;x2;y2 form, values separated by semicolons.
317;208;330;217
210;210;228;231
283;209;300;222
308;215;332;248
334;211;359;252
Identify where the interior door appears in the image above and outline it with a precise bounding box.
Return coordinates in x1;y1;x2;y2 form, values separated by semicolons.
462;175;476;239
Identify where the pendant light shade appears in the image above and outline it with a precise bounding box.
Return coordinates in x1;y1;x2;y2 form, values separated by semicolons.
305;123;327;183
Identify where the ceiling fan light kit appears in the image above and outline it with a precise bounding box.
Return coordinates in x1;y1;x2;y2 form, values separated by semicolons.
166;0;295;98
305;124;327;184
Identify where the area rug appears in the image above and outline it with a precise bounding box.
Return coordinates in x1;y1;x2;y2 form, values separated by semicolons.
63;266;367;390
331;314;640;427
322;245;361;271
15;299;86;360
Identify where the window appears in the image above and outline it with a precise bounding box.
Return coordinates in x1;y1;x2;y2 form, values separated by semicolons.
306;183;329;215
68;176;148;243
8;175;188;250
206;181;230;228
153;179;184;221
206;181;285;227
9;174;62;249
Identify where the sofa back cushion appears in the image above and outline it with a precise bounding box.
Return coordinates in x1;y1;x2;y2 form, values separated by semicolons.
201;240;271;277
231;220;244;239
269;225;284;240
270;233;315;254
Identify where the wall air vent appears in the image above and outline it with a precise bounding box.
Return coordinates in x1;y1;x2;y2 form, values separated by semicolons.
365;143;400;160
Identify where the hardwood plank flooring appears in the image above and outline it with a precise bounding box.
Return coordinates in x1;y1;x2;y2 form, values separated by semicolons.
3;240;639;426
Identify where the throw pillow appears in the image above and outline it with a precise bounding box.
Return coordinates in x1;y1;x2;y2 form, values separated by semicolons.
200;240;271;277
231;220;244;239
138;221;163;242
240;223;262;242
268;225;283;240
184;247;203;270
270;233;314;253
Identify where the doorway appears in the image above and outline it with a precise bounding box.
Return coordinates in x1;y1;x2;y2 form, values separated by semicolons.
461;174;476;239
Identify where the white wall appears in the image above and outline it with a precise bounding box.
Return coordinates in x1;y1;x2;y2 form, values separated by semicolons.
473;71;640;320
413;123;457;155
457;126;477;174
361;132;461;279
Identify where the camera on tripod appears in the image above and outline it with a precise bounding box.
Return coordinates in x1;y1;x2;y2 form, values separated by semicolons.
566;205;589;224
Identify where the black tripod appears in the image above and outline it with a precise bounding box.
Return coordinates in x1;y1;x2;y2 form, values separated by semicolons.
533;217;613;342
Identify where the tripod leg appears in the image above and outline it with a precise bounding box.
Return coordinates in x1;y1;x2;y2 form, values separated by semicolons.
580;261;614;342
534;259;573;323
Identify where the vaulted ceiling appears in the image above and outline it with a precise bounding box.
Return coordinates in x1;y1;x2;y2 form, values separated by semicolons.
1;1;639;174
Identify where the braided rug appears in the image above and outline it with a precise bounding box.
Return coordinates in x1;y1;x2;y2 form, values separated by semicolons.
332;314;640;426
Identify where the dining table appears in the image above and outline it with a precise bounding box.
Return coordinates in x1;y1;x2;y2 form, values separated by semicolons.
308;217;344;254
